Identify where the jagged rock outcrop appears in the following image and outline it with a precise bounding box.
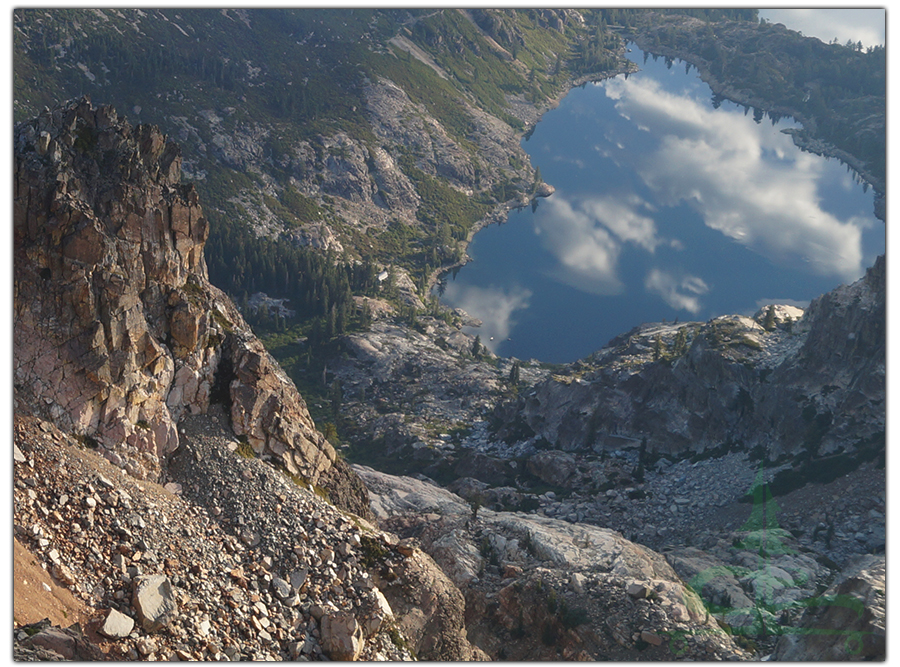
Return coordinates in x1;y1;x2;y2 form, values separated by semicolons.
500;257;884;462
14;98;365;511
355;465;749;661
14;99;210;478
772;554;885;661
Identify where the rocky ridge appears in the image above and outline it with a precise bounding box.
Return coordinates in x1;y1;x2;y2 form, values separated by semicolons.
354;466;750;660
319;264;884;531
13;408;484;661
13;97;363;510
504;260;885;462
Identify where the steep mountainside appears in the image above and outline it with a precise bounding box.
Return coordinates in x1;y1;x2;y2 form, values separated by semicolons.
12;99;493;661
504;257;885;463
11;99;753;663
13;8;886;661
13;97;365;513
12;8;630;275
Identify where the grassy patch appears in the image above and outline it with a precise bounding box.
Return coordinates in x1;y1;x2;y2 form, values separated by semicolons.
235;437;256;459
358;534;390;568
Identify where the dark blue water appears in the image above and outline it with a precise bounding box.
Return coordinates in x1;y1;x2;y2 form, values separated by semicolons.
439;49;883;363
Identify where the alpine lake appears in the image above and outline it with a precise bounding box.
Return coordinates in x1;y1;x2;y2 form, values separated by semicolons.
438;47;884;364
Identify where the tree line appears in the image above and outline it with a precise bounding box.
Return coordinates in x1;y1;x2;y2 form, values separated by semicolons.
637;15;885;186
206;216;382;341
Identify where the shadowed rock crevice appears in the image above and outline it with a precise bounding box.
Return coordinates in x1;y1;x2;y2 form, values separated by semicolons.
208;340;236;410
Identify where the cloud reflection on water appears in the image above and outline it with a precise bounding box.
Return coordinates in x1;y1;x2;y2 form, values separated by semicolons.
604;76;866;283
441;282;532;353
535;193;662;295
645;268;710;313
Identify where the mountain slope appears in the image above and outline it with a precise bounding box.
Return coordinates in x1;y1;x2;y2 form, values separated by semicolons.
503;257;884;466
12;8;628;276
13;97;493;662
13;97;365;513
12;10;886;660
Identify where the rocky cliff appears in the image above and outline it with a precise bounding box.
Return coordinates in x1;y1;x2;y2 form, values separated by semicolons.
13;98;491;661
502;257;884;463
355;465;750;660
13;98;364;512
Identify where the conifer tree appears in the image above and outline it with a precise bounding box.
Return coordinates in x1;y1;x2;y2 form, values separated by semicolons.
763;305;777;331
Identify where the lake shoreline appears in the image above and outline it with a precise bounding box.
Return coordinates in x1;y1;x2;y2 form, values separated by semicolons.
626;27;885;217
425;60;640;297
434;43;883;363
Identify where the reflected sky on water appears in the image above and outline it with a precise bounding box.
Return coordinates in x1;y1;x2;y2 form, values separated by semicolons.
440;49;883;363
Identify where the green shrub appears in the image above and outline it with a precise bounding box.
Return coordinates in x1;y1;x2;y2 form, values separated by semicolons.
387;625;415;658
359;534;390;568
235;437;256;459
546;588;558;613
74;434;100;449
559;603;590;629
542;622;560;646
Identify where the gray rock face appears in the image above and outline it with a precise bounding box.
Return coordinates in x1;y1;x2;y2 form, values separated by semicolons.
98;607;136;639
429;529;485;587
361;467;747;660
354;465;471;520
364;79;477;190
320;611;364;661
14;99;368;512
369;146;419;210
505;257;884;461
773;554;885;661
132;574;178;633
526;450;577;487
319;133;377;204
